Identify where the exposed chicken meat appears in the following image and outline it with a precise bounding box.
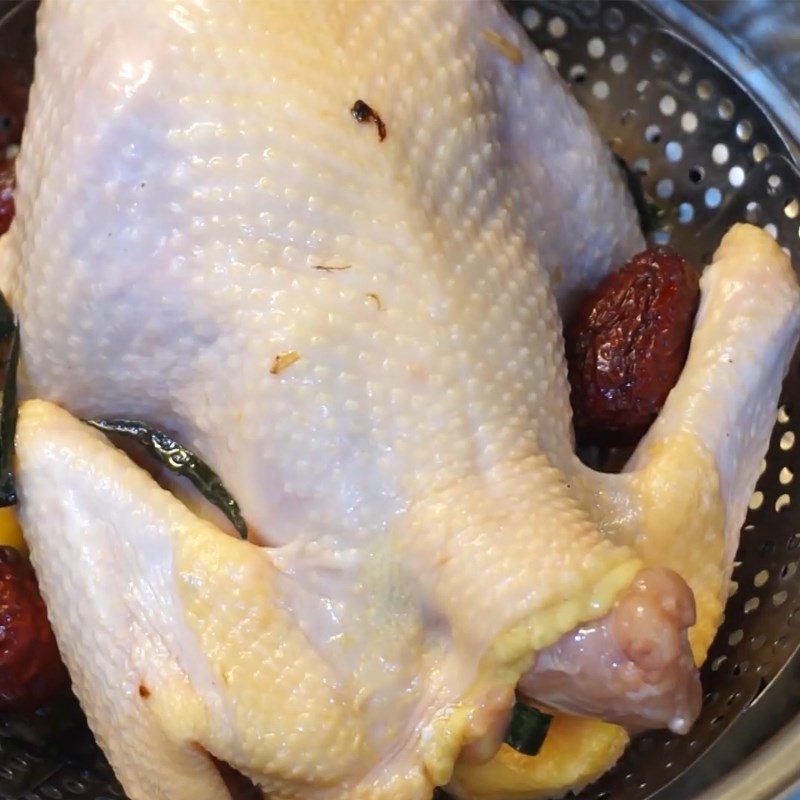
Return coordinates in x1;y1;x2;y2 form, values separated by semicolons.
457;569;698;766
520;568;700;735
1;1;798;799
452;221;800;796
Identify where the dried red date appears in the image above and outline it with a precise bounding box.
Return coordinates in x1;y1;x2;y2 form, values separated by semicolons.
0;546;68;712
565;246;700;444
0;160;14;237
0;70;31;237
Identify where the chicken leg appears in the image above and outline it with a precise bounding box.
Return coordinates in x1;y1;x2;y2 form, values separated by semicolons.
453;224;800;797
3;1;798;799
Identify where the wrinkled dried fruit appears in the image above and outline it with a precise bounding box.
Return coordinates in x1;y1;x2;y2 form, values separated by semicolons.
566;246;700;444
0;546;68;712
0;161;14;237
0;73;29;237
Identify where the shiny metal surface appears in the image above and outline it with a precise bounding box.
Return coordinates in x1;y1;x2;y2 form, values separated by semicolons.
3;1;800;798
700;0;800;91
685;0;800;138
657;0;800;161
503;2;800;799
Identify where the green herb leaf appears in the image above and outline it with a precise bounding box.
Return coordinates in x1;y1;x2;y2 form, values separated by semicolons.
614;153;664;236
85;419;248;540
504;702;552;756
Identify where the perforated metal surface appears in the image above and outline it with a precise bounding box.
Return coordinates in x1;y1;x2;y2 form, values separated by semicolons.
3;1;800;799
508;2;800;799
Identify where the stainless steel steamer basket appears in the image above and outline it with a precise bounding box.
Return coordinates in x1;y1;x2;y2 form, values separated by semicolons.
510;3;800;799
2;1;800;799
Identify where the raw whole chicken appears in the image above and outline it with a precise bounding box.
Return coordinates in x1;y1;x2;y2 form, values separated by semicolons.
0;1;798;800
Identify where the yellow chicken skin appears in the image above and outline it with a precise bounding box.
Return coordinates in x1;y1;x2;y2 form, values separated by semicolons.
453;225;799;798
0;0;797;794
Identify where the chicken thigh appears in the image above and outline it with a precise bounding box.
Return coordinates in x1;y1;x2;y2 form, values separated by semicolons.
2;1;799;800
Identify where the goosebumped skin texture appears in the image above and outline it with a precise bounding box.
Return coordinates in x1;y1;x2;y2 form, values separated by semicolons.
16;402;363;800
4;0;799;797
449;716;629;800
622;224;800;661
571;225;800;669
17;400;640;800
519;568;700;735
453;225;800;798
5;0;642;490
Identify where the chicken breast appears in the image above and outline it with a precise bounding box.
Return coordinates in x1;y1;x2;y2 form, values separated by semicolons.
3;1;799;799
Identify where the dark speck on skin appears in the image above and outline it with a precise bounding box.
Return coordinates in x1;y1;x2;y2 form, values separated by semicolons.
351;99;386;142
